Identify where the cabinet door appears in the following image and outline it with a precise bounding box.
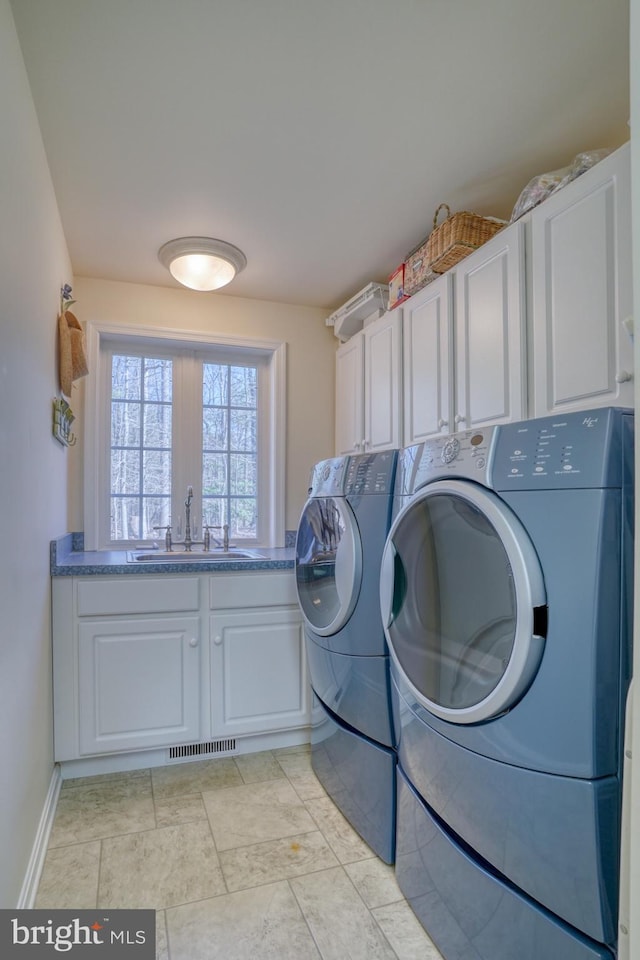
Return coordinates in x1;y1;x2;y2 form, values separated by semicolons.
402;274;453;444
530;144;633;417
335;333;364;456
455;220;526;431
210;608;309;737
363;308;403;452
77;616;201;755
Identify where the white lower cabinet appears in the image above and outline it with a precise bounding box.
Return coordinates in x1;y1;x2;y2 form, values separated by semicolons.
77;616;201;755
209;571;310;740
52;570;310;766
210;609;308;738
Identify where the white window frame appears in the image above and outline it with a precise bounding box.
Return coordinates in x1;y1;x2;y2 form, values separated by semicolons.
84;321;286;550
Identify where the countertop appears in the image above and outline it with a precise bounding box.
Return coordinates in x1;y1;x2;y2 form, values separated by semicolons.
51;533;296;576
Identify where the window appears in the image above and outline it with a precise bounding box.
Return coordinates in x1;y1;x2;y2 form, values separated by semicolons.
84;324;286;550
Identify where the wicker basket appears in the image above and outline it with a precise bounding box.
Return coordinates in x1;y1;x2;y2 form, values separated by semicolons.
425;204;505;273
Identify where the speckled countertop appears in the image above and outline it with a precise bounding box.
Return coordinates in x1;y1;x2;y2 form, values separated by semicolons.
51;533;296;576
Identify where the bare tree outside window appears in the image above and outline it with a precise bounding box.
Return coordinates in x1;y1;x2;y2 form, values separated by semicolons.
203;362;258;539
109;353;259;543
110;354;172;540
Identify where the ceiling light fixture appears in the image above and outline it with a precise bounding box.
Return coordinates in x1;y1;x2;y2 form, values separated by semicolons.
158;237;247;292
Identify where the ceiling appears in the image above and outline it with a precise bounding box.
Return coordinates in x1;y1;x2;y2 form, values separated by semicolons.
11;0;630;312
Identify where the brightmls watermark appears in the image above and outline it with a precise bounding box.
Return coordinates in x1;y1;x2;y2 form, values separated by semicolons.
0;911;155;957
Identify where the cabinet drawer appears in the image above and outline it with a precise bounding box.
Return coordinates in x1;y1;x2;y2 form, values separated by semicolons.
76;577;200;616
209;572;297;609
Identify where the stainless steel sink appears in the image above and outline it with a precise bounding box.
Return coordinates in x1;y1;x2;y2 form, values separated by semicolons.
127;549;267;563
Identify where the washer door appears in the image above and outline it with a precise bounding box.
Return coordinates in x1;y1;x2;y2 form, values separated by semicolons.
380;480;547;724
296;496;362;636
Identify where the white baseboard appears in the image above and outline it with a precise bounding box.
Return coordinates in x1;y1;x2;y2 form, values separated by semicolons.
17;765;62;908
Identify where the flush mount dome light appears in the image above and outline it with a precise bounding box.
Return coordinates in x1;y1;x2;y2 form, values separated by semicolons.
158;237;247;292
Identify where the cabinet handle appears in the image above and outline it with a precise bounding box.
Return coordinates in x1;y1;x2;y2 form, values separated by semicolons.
454;414;466;424
189;637;199;647
213;635;223;645
616;370;633;383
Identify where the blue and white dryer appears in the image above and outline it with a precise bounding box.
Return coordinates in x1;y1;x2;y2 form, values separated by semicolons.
295;451;397;863
380;409;634;959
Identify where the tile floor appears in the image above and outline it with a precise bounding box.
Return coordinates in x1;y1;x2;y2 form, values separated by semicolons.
35;745;444;959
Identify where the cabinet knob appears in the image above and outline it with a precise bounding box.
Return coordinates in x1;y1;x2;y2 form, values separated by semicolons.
438;418;448;430
213;635;223;645
615;370;633;383
189;637;199;647
454;414;466;424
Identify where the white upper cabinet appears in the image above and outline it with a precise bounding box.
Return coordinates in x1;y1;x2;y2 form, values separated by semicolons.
454;220;527;431
335;332;364;456
402;273;453;444
530;143;633;417
335;308;402;455
402;220;526;445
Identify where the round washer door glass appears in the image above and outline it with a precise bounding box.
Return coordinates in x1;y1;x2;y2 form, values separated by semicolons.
295;496;362;636
380;480;547;724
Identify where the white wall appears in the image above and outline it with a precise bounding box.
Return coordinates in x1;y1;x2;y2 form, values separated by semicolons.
70;278;336;534
0;0;72;907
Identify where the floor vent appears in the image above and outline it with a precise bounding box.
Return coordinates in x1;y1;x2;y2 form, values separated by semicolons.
168;739;237;761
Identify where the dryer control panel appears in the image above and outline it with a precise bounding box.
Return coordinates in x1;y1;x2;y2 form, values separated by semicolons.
491;407;632;490
413;427;498;491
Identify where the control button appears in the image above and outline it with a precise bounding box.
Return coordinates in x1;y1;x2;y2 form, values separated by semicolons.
563;464;572;471
475;457;485;469
535;466;544;473
514;449;522;456
511;468;519;474
470;433;484;447
441;438;460;464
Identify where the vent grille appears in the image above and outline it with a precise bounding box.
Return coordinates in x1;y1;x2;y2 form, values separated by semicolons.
168;739;237;761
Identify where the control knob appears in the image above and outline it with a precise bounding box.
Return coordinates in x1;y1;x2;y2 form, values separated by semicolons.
441;438;460;464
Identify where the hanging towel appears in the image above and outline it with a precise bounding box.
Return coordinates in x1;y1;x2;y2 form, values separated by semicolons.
58;310;89;398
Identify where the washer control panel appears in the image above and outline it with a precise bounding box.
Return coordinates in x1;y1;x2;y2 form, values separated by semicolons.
309;457;349;497
413;427;497;491
345;450;397;495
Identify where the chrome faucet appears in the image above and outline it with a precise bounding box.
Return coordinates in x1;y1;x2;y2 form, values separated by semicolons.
183;485;194;551
204;523;230;552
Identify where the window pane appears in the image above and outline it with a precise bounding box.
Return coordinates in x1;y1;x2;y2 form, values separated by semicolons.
203;408;228;450
230;453;257;495
143;450;172;495
111;401;141;448
203;453;228;495
230;410;256;451
144;358;172;402
110;496;141;540
230;366;257;406
109;353;174;542
203;363;228;406
112;356;141;400
142;497;171;540
231;499;257;539
111;449;140;495
144;403;172;447
202;498;226;528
